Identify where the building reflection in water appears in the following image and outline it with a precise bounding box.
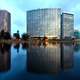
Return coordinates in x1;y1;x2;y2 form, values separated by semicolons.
61;43;74;70
27;41;61;74
27;40;74;74
0;43;11;72
74;43;80;52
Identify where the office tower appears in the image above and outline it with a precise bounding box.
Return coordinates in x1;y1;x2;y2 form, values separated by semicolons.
27;8;74;39
0;10;11;33
61;13;74;39
27;8;61;39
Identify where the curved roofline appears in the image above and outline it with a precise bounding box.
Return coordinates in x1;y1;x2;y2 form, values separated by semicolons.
62;12;74;15
0;9;10;13
27;8;61;12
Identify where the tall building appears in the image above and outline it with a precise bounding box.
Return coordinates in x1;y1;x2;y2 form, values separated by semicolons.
0;10;11;33
74;30;80;39
61;13;74;39
27;8;74;39
27;8;61;39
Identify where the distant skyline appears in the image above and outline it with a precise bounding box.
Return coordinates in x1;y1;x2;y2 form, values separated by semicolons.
0;0;80;35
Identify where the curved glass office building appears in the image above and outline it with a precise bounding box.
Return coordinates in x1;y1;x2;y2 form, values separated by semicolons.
27;8;61;39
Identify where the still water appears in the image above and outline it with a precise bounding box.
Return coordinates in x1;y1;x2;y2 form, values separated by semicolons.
0;42;80;80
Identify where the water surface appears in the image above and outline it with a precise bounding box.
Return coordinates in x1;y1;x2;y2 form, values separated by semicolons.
0;42;80;80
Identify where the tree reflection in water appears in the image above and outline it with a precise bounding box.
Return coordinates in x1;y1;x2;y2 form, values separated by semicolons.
14;43;20;53
22;42;29;50
0;43;11;72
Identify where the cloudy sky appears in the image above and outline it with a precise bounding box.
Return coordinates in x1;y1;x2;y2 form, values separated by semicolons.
0;0;80;35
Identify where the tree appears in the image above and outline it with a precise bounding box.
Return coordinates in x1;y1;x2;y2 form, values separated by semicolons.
4;32;11;39
21;33;30;40
0;30;11;40
13;30;20;39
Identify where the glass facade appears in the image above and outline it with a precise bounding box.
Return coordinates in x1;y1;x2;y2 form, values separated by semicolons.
27;8;61;38
61;13;74;38
0;10;11;33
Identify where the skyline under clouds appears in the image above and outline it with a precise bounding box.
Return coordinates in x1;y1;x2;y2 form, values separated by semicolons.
0;0;80;35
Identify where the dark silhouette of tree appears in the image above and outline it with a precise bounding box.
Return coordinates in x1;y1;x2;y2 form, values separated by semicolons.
0;29;11;40
13;30;20;39
4;32;11;39
21;33;30;40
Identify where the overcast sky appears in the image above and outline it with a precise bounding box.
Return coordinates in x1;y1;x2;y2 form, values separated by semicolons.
0;0;80;35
